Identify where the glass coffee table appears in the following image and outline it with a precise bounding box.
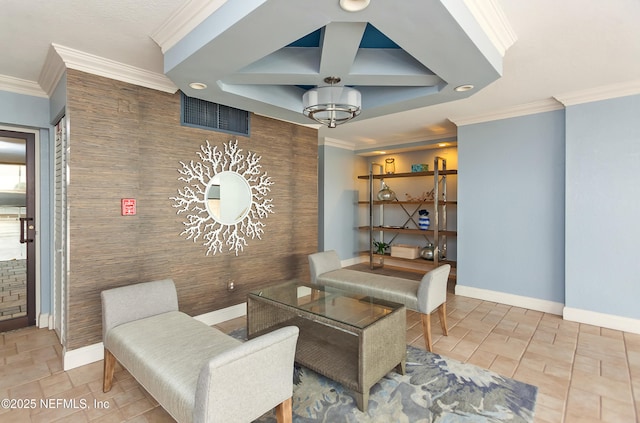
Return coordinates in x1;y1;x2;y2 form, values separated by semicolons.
247;280;406;412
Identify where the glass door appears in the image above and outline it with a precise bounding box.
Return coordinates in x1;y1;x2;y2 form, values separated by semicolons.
0;130;36;331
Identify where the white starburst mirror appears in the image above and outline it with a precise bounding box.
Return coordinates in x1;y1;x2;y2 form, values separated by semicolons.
171;139;274;255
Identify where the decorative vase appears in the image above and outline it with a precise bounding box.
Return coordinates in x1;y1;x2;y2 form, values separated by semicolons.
376;181;396;201
418;209;430;230
385;158;395;174
420;243;435;260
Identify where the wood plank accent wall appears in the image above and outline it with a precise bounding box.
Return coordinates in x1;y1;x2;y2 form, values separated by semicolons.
65;70;318;350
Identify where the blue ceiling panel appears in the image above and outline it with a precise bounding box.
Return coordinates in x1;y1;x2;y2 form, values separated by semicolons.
288;23;400;50
360;23;400;49
287;28;322;47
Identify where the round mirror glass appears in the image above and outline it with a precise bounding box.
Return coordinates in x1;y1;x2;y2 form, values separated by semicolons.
205;171;252;225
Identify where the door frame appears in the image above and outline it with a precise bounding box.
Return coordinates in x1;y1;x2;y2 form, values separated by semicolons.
0;128;38;331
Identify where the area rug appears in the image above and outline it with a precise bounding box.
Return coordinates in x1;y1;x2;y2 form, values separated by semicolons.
230;329;537;423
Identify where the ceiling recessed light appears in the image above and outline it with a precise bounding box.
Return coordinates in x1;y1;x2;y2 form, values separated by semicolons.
189;82;207;90
438;143;447;147
339;0;370;12
454;84;474;92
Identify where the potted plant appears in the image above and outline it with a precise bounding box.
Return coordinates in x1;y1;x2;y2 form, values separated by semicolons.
373;240;390;255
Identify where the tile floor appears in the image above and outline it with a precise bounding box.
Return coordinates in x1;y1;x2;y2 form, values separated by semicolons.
0;275;638;422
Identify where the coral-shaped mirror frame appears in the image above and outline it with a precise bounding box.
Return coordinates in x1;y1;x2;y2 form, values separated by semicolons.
171;139;274;255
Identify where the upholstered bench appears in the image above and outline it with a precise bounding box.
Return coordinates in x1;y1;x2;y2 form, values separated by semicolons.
101;279;299;423
309;250;450;351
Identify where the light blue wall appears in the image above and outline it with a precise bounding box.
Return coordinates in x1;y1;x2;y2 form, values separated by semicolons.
457;110;566;303
565;94;640;319
318;143;365;259
50;72;67;123
318;145;325;251
1;89;53;317
0;90;50;128
38;127;52;316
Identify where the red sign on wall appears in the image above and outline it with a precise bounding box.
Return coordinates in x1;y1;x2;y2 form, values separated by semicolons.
121;198;136;216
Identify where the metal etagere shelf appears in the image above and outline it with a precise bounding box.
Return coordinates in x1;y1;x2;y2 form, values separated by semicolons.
358;157;457;270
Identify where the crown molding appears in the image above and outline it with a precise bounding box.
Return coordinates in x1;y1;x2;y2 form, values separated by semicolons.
450;98;564;126
554;79;640;106
0;74;47;98
464;0;518;56
151;0;228;53
39;45;67;97
321;137;356;150
52;44;178;94
384;130;458;145
354;134;458;156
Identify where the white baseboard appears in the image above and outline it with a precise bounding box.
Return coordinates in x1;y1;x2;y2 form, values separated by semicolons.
62;302;249;371
455;285;640;334
341;256;364;266
563;306;640;335
193;303;246;326
455;284;564;315
37;313;51;329
63;342;104;371
297;286;312;297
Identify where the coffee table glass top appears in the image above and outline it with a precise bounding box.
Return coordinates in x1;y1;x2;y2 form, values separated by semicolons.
249;280;404;330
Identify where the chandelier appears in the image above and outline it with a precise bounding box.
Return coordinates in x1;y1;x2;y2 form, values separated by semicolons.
302;77;361;128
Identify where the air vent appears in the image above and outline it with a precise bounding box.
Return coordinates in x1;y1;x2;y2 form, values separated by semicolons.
181;92;250;136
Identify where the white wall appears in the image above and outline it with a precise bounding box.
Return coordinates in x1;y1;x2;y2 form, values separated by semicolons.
457;110;566;306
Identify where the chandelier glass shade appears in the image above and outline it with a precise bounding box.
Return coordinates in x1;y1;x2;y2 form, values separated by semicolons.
302;83;361;128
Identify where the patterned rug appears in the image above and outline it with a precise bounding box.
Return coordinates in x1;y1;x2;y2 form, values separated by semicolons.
230;329;537;422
